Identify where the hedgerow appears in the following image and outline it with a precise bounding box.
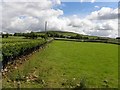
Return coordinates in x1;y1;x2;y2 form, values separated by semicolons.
2;39;46;68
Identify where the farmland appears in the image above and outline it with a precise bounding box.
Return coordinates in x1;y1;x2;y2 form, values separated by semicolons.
1;1;119;89
2;39;118;88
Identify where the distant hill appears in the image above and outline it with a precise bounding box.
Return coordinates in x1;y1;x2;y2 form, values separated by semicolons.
36;30;109;39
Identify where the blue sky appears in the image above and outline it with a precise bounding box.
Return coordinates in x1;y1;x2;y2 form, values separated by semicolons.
54;2;118;17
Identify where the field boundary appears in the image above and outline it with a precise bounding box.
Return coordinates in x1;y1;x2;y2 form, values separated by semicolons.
2;38;54;69
54;38;120;45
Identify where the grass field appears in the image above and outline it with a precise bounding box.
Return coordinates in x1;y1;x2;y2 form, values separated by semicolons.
3;40;118;88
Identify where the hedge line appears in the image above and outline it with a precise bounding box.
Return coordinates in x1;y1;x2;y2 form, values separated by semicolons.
2;39;47;68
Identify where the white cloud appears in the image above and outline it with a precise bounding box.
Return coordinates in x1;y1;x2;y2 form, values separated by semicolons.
94;6;100;8
2;1;118;38
2;1;64;33
87;7;118;20
80;0;83;3
95;20;118;31
52;0;61;5
67;14;118;37
9;16;39;32
91;0;96;3
69;16;93;29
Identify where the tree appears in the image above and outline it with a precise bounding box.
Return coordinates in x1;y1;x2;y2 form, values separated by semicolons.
2;34;5;38
116;37;120;39
24;32;38;39
6;33;9;38
83;37;88;39
14;33;24;36
40;34;47;40
30;32;38;39
2;33;9;38
75;34;82;39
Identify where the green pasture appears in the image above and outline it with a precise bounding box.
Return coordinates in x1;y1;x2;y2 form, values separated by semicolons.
3;40;118;88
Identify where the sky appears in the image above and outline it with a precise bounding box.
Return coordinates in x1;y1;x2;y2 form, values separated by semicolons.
56;2;118;17
0;0;119;38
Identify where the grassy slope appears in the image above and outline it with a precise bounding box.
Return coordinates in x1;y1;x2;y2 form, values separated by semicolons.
37;31;98;38
3;40;118;88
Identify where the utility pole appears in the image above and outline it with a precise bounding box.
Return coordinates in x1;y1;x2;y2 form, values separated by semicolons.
45;21;47;41
45;21;47;33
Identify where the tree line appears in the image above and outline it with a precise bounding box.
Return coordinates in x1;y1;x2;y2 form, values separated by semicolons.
1;32;120;41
